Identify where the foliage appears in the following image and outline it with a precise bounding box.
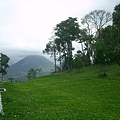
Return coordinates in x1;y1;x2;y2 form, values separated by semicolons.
54;17;80;70
78;10;112;66
114;45;120;66
0;53;10;82
112;3;120;66
76;29;94;66
27;68;43;80
43;40;57;72
94;24;120;67
97;71;108;78
7;77;14;82
94;38;106;71
113;3;120;27
27;68;36;80
93;5;120;67
81;10;112;34
43;6;119;72
73;51;83;70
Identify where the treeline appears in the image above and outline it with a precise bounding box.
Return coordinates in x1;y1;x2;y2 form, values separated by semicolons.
43;3;120;72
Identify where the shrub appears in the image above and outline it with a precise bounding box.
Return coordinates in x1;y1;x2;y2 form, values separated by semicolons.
97;71;108;77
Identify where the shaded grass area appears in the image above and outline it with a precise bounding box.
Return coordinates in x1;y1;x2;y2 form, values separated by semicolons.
0;64;120;119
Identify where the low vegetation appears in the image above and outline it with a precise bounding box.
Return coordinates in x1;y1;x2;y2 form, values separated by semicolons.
0;64;120;119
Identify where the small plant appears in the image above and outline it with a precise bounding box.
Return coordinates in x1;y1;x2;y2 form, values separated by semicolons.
97;71;108;77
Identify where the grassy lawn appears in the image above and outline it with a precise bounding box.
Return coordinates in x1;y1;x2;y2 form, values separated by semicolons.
0;64;120;119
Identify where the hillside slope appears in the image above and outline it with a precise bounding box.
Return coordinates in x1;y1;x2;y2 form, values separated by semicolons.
6;55;54;81
1;64;120;119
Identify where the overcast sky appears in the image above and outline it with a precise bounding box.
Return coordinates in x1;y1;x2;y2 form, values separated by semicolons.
0;0;120;64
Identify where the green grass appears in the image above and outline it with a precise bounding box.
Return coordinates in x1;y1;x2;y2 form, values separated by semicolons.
0;64;120;120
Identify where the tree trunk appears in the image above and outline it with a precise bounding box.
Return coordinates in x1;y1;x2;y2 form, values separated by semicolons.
54;53;57;72
81;42;86;66
66;41;72;70
59;52;62;72
53;45;57;72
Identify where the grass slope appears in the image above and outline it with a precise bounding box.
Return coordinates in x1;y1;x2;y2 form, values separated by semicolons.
0;64;120;120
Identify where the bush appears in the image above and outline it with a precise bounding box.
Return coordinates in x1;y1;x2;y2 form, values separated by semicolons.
97;71;108;77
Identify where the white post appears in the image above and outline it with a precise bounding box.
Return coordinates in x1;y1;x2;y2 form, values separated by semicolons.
0;88;6;115
0;93;4;115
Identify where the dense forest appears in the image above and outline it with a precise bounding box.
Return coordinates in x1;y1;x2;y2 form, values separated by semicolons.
43;3;120;73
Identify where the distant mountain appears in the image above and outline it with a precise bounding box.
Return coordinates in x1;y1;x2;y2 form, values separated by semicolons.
5;55;54;81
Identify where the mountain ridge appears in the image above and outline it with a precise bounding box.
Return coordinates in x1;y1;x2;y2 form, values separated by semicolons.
6;55;54;81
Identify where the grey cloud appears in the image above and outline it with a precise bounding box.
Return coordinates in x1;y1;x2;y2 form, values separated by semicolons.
0;0;120;65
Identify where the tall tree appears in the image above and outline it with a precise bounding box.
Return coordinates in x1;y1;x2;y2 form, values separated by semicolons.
112;3;120;66
82;10;112;36
81;10;112;65
0;53;10;82
100;26;118;63
113;3;120;27
54;17;80;70
43;40;57;72
55;38;63;71
77;29;94;66
94;24;120;68
94;38;106;71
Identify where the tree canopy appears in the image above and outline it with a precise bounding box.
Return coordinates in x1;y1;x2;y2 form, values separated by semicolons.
0;53;10;82
43;3;120;72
